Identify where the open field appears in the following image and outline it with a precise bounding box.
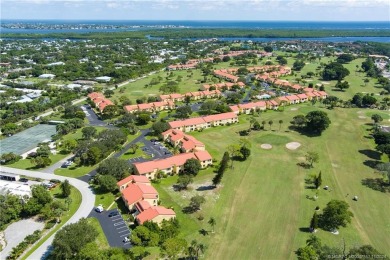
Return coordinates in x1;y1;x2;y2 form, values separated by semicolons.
155;103;390;259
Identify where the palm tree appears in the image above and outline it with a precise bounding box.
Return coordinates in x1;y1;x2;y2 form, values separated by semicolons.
208;217;216;233
278;120;283;131
188;240;206;260
261;120;266;130
268;120;273;130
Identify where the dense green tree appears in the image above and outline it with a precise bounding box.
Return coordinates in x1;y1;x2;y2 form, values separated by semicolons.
322;62;350;81
131;226;160;247
0;152;22;165
362;95;377;106
264;46;273;52
305;151;319;168
314;171;322;189
51;218;98;259
212;151;230;187
175;106;192;119
96;157;130;181
335;81;350;91
348;245;383;258
161;237;187;259
2;123;19;135
96;174;118;192
225;92;242;104
152;121;170;135
371;114;383;124
177;175;193;190
291;114;307;128
293;60;305;71
189;195;206;212
319;200;353;231
61;179;71;197
310;212;319;232
183;158;202;176
305;111;331;134
82;126;97;140
336;54;355;64
373;132;390;146
137;113;151;125
30;156;52;168
240;146;251;160
0;194;23;229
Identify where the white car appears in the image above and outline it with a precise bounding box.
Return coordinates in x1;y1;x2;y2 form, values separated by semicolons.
95;204;104;213
123;237;130;243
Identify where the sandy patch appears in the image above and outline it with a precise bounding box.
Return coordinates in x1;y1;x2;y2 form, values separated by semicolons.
321;82;330;85
290;107;298;111
332;163;339;168
358;116;367;119
305;79;313;82
357;111;364;114
286;142;301;150
260;144;272;150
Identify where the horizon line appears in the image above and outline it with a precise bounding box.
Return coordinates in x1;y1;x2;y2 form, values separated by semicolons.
1;19;388;22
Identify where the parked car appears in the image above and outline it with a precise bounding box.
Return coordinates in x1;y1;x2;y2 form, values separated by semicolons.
108;211;119;217
19;178;29;183
123;237;130;243
95;204;104;213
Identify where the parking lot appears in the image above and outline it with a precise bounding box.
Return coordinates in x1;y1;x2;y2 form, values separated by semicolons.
89;208;131;248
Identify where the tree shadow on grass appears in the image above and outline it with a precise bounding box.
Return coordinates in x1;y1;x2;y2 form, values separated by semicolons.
199;229;209;236
299;227;312;233
196;185;215;191
363;160;381;169
297;162;312;169
358;149;382;160
361;178;390;193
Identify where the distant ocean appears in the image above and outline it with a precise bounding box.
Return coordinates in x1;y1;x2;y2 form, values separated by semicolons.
1;20;389;42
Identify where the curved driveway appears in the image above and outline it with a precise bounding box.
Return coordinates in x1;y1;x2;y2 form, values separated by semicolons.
0;166;95;260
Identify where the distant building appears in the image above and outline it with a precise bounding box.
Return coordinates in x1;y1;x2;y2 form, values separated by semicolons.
39;74;56;79
47;62;65;66
95;76;112;82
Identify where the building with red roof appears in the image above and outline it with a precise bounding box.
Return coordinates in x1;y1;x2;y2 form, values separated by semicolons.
132;151;212;179
168;112;238;132
124;100;175;113
136;206;176;225
117;175;151;191
87;92;114;113
162;129;205;153
117;176;176;226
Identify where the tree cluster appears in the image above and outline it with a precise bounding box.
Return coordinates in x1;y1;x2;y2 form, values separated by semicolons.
73;129;127;166
322;62;350;81
290;111;331;135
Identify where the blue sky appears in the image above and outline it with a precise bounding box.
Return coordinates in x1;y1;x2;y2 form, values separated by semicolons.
1;0;389;21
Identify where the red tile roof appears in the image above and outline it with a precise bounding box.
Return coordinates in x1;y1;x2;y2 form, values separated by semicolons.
117;175;150;187
136;206;175;225
122;183;158;206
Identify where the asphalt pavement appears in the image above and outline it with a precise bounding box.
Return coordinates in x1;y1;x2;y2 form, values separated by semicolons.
89;208;131;249
81;105;107;127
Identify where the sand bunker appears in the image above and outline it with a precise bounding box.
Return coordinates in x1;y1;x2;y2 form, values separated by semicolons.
286;142;301;150
358;116;367;119
260;144;272;150
290;107;298;111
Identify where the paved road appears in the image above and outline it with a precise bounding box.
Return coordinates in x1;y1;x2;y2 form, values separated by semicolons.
80;105;107;127
41;154;74;174
0;166;95;260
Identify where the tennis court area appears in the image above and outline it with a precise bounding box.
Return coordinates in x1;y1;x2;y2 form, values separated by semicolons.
0;124;57;155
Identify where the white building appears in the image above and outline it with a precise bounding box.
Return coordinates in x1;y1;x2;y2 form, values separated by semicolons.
0;180;32;198
39;74;56;79
95;76;112;82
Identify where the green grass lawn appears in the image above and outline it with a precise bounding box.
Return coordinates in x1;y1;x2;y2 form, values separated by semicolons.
22;185;82;260
155;104;390;259
120;142;150;160
93;186;117;209
55;164;97;178
87;218;110;249
7;153;69;170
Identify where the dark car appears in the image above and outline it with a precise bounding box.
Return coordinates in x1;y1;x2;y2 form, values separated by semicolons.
19;178;29;183
108;212;119;217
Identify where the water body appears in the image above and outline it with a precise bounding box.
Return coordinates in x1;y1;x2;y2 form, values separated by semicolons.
1;20;389;42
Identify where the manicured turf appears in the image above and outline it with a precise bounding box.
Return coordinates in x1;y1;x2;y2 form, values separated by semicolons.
55;165;97;178
155;104;390;259
87;217;110;249
7;153;69;170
